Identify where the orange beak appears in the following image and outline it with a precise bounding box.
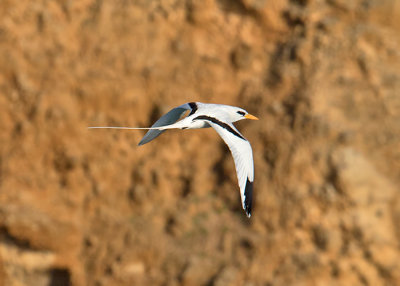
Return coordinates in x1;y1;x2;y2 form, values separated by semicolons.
244;114;259;120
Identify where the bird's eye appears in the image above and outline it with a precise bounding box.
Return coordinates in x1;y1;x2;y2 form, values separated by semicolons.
237;111;245;116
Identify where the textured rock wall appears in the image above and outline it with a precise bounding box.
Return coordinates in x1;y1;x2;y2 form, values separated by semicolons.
0;0;399;285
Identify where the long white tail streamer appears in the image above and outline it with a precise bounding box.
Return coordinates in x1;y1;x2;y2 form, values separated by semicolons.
89;126;165;130
88;126;176;130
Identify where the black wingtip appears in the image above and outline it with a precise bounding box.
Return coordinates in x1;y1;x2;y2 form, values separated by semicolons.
244;178;253;218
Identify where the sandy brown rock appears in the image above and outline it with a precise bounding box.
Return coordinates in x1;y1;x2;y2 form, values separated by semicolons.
0;0;400;285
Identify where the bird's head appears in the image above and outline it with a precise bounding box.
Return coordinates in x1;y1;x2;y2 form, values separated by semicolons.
230;107;259;122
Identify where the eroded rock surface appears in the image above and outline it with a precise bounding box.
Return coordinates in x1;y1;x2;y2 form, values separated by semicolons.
0;0;399;285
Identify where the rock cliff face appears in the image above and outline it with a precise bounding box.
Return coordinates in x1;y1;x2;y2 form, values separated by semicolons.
0;0;400;285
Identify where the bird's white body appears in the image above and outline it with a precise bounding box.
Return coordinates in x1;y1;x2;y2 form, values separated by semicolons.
162;103;244;129
89;102;258;217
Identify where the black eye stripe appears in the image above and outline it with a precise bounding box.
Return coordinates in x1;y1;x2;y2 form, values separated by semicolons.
237;111;245;116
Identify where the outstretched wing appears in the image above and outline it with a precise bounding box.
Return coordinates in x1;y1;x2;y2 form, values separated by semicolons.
194;115;254;217
139;102;197;145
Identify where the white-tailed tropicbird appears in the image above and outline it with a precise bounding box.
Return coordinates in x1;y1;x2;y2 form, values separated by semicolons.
89;102;258;217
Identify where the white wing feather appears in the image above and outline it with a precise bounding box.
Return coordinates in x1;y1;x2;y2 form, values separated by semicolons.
206;121;254;217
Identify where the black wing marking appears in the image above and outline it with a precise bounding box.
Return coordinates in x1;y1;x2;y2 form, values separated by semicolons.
193;115;246;140
188;102;198;116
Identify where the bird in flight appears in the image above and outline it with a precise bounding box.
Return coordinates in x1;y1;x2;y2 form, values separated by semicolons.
89;102;258;217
